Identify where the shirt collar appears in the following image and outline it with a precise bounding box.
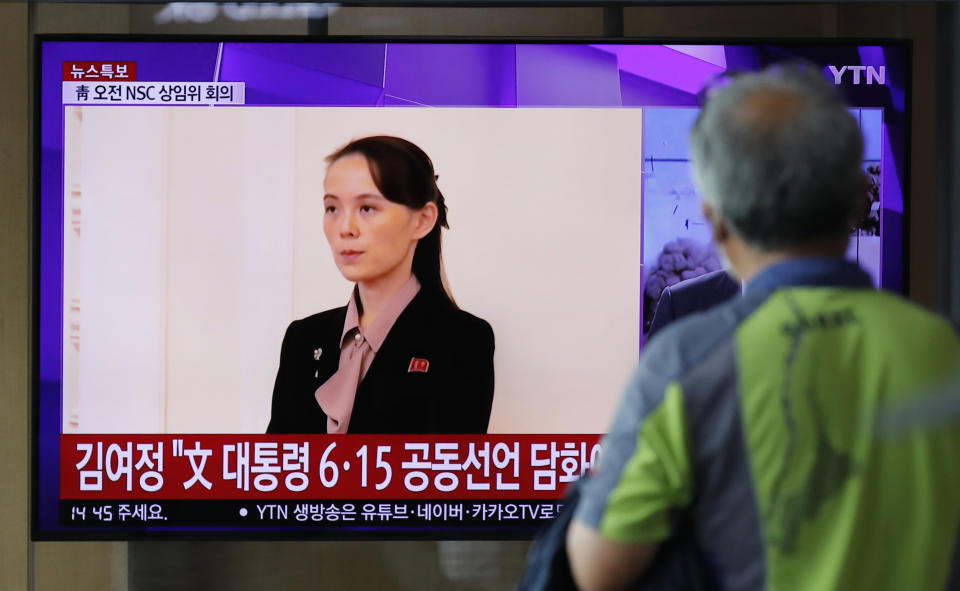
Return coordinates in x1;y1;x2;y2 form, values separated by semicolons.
745;257;874;293
341;275;421;352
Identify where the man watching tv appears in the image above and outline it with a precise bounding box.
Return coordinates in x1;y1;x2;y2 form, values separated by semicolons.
566;65;960;591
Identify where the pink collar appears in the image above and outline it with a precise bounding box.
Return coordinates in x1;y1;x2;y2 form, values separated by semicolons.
341;275;421;352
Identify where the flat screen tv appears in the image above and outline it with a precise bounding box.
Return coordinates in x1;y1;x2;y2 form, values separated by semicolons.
33;36;910;539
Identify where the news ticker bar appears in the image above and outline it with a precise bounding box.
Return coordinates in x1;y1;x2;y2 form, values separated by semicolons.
61;434;603;500
60;499;566;530
62;81;245;105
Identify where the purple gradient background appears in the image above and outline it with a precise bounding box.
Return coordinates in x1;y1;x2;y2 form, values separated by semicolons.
37;40;909;537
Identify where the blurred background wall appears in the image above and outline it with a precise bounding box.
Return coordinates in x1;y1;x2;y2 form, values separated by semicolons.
2;2;957;590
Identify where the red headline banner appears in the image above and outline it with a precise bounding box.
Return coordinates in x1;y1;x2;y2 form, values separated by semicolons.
61;435;603;500
62;61;137;81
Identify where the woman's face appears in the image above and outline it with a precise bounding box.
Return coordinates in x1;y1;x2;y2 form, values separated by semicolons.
322;153;434;286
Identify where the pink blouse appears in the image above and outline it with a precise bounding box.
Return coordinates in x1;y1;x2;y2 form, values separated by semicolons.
314;276;421;433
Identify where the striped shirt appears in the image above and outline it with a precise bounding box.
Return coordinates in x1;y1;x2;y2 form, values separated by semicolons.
577;257;960;590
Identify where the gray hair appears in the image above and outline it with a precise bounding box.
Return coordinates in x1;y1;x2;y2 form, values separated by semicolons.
690;65;864;251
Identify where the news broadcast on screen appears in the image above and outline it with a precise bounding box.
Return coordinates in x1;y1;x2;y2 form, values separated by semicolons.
33;37;909;539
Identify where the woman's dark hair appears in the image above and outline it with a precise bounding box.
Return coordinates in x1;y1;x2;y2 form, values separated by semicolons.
325;136;454;305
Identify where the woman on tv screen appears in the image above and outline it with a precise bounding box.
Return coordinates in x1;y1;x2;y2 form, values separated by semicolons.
267;136;495;434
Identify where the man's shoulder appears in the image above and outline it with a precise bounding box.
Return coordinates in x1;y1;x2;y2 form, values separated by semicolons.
641;288;767;390
857;290;960;347
669;269;739;294
654;270;740;330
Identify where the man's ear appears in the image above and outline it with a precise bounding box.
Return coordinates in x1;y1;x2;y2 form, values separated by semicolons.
702;201;730;245
413;202;439;240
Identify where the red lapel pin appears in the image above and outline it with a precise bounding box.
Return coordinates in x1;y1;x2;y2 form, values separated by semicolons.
408;357;430;373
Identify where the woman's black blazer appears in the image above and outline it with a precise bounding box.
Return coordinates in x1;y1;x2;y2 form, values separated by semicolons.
266;288;495;434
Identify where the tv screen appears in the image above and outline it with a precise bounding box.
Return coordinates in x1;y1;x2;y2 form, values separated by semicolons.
34;36;909;539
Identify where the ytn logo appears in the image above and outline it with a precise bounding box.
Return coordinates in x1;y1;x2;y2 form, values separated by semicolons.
826;65;886;85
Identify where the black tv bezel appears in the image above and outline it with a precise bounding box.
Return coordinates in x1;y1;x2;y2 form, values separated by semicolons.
32;34;913;541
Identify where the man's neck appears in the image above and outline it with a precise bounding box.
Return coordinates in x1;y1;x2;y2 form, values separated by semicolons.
727;235;849;284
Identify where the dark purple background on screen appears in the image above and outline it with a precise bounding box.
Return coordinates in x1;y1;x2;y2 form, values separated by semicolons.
37;40;909;537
